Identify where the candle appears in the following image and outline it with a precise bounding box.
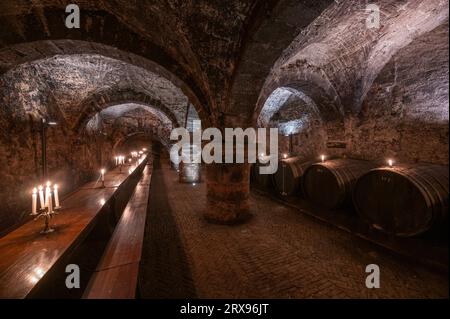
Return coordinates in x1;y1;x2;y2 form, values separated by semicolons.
101;169;105;182
53;184;60;208
32;187;37;215
38;185;45;210
45;181;51;208
388;159;393;167
47;188;53;213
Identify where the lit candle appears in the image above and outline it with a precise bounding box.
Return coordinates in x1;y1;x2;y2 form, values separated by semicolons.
45;181;51;208
283;153;288;159
388;159;393;167
32;187;37;215
115;156;118;165
47;188;53;213
38;185;45;210
101;169;105;182
53;184;60;208
321;155;325;162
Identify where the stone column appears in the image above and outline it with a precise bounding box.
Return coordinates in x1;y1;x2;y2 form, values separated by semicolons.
204;161;251;224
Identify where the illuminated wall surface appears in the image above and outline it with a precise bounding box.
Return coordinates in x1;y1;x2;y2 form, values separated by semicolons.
0;0;448;302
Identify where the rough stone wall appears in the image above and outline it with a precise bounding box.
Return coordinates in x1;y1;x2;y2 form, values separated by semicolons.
0;120;106;234
257;0;448;165
0;54;184;233
345;22;449;165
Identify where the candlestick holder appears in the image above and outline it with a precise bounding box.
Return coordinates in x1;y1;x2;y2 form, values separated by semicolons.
32;206;61;234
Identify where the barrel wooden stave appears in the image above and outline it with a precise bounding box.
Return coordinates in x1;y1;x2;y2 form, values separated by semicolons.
272;157;312;196
303;159;377;209
353;164;449;237
250;160;273;190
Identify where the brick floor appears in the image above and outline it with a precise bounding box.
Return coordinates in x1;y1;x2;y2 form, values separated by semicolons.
139;159;448;299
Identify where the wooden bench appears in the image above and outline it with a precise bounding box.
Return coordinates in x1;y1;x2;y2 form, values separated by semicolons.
83;163;152;299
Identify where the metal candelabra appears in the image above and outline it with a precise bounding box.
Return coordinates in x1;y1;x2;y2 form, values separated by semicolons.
31;205;61;234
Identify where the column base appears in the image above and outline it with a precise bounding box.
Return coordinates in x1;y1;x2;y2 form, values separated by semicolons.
204;162;252;225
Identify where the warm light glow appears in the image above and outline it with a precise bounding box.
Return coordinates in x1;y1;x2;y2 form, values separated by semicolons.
283;153;288;159
388;159;394;167
28;267;45;284
53;184;58;190
39;185;43;191
143;148;147;151
46;181;51;187
321;155;325;162
99;198;106;205
192;183;196;186
33;187;37;194
101;169;105;174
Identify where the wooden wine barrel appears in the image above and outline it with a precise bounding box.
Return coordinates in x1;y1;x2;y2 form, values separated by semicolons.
303;159;377;209
353;164;449;237
272;157;313;196
250;156;273;190
179;162;201;183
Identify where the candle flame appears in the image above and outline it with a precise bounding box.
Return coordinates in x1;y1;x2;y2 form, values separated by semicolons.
321;155;325;162
38;185;43;191
54;184;58;190
33;187;37;194
101;169;105;174
283;153;288;159
46;181;51;187
388;159;393;167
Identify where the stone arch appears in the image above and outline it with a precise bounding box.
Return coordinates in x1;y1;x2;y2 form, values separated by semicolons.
113;131;169;154
253;0;448;124
356;2;448;113
0;40;210;126
226;0;334;121
86;103;173;151
255;71;344;127
0;3;211;117
74;88;182;132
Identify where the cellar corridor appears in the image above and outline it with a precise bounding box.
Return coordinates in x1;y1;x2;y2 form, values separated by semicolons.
138;157;447;299
0;0;448;301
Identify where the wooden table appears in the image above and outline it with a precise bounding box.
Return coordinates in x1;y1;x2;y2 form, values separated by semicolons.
83;164;152;299
0;158;148;298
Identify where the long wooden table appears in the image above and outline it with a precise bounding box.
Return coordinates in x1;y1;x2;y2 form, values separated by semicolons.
0;158;148;299
83;163;152;299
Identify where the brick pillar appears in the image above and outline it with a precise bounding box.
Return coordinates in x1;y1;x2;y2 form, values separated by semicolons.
205;161;251;224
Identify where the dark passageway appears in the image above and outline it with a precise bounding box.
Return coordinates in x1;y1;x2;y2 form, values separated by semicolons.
139;156;197;298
